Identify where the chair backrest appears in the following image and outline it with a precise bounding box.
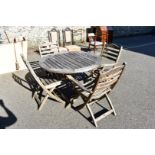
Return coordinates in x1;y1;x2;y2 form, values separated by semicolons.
88;33;96;43
88;33;95;37
62;27;73;46
48;28;60;46
39;42;58;57
102;43;123;63
21;54;46;89
89;63;126;100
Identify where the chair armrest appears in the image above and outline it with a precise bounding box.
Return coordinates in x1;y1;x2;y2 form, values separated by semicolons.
98;63;117;72
66;75;92;93
101;63;116;68
45;81;62;89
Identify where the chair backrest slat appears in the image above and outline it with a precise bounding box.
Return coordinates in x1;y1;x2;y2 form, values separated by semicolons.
21;54;46;89
97;75;120;90
93;78;119;97
102;53;118;61
99;68;123;82
106;50;119;56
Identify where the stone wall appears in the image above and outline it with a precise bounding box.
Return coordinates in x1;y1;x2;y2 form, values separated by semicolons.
0;26;86;48
0;26;154;48
112;26;155;37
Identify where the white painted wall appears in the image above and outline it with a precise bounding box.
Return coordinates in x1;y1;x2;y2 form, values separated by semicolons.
0;41;27;74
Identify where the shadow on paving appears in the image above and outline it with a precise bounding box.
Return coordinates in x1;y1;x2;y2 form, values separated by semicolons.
0;100;17;129
12;71;63;110
113;34;155;57
12;66;80;109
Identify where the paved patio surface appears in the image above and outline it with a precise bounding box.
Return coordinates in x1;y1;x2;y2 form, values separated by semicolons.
0;34;155;129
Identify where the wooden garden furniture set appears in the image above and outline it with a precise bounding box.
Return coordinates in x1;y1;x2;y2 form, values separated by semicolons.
21;31;125;127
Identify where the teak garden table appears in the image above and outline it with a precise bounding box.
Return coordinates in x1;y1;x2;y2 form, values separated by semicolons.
39;51;102;74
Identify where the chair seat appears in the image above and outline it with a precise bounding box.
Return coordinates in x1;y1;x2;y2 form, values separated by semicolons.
66;45;81;52
90;41;103;46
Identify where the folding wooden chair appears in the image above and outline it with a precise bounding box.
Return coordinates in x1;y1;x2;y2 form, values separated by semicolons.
21;54;65;111
67;62;126;127
62;27;81;52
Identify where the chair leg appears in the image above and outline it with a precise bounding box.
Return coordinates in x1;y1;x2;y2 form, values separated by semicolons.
39;91;65;111
88;44;90;50
57;47;60;53
101;45;104;56
86;104;98;127
84;94;116;127
94;45;96;53
38;88;54;111
32;90;38;99
32;85;41;99
105;93;116;116
39;94;49;111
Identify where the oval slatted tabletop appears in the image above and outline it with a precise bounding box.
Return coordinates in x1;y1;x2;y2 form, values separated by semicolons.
39;51;102;74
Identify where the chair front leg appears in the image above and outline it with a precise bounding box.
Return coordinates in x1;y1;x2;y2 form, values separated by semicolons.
86;104;98;127
38;88;54;111
94;45;96;53
32;85;42;103
101;45;104;56
39;94;49;111
88;43;91;50
32;91;38;99
105;93;116;116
